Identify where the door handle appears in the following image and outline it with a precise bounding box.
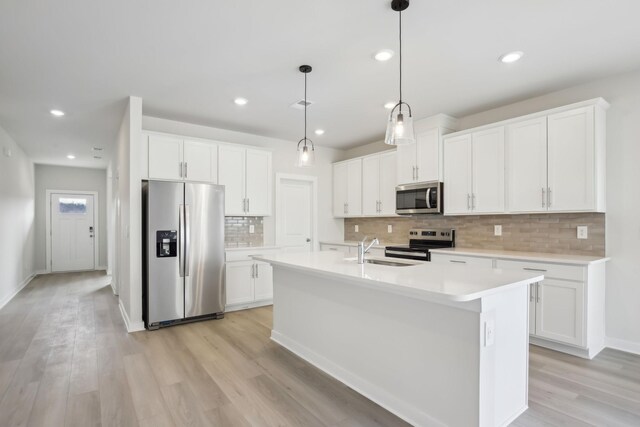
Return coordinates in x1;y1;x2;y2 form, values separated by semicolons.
184;205;190;277
178;205;185;277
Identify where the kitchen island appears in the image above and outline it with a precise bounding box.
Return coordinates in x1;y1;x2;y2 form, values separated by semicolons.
254;251;544;427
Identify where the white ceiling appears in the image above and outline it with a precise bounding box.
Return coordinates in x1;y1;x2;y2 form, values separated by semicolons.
1;0;639;168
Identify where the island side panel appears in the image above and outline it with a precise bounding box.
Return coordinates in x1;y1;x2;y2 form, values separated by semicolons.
270;266;483;427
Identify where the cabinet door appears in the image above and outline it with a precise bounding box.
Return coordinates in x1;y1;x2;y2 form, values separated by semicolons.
218;145;246;216
183;140;216;183
396;143;416;185
547;106;595;212
362;155;380;216
444;134;472;214
506;117;548;213
333;163;348;217
148;135;183;180
416;128;440;182
254;262;274;301
378;151;397;216
225;262;254;305
535;279;585;347
245;149;272;216
472;127;505;213
346;159;362;216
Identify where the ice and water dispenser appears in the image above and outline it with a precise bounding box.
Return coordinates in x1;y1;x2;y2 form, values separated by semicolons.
156;230;177;257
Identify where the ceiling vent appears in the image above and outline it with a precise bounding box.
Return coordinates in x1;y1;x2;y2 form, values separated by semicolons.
290;99;314;110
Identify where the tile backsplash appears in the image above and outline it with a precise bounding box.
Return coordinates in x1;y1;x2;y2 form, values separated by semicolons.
345;213;605;256
225;217;264;248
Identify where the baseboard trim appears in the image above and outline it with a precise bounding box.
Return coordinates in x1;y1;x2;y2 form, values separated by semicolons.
118;299;145;333
34;269;47;275
270;330;445;427
97;265;107;271
226;299;272;313
606;337;640;356
0;273;36;311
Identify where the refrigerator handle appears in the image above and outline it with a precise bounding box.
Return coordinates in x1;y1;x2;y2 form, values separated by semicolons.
179;205;185;277
184;204;190;277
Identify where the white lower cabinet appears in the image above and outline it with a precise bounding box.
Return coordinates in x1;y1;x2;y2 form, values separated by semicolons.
431;252;606;358
225;249;278;312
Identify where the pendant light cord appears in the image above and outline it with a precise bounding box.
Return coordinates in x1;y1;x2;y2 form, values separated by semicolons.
304;72;307;143
399;7;402;107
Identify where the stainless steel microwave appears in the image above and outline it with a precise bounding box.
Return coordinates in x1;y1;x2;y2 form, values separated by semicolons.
396;181;443;215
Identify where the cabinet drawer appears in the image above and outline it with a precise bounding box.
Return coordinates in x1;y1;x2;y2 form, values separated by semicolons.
495;259;584;282
430;254;494;268
320;244;351;255
225;248;279;262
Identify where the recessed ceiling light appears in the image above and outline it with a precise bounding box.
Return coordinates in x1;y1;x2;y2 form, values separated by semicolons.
234;97;248;105
66;154;75;159
374;49;394;61
50;109;65;117
314;129;325;136
499;51;524;63
384;102;396;109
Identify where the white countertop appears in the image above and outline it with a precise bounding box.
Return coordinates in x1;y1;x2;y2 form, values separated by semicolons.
430;247;609;265
319;240;388;249
225;245;280;252
254;251;543;303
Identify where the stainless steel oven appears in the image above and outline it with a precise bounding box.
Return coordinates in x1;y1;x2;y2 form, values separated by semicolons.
396;181;443;215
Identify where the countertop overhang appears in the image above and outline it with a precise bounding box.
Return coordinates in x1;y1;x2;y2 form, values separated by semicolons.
254;251;543;303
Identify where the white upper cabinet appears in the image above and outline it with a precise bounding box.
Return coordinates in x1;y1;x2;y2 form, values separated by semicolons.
362;151;397;216
547;106;596;212
219;145;272;216
333;159;362;217
444;128;504;215
506;117;548;213
148;135;217;183
397;127;449;185
396;143;416;185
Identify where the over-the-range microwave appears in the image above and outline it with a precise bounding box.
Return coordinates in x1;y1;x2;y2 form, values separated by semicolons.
396;181;443;215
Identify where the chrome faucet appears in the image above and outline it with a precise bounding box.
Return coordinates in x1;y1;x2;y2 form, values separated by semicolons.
358;236;379;264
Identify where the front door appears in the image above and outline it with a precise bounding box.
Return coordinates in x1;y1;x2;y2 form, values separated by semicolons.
51;193;95;272
277;178;313;253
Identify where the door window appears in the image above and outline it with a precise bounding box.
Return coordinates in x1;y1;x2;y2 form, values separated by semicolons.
58;197;88;214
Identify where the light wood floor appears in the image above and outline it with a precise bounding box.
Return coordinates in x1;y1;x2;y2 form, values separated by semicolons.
0;272;638;426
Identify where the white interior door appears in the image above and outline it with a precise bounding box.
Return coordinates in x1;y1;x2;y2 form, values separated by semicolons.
51;193;95;272
277;178;313;253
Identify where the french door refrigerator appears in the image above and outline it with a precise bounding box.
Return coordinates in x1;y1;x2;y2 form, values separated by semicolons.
142;180;225;329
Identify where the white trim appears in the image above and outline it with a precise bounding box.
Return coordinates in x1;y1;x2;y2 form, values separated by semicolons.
271;330;445;427
119;299;145;333
226;300;272;313
0;273;36;311
606;336;640;356
275;173;319;251
46;189;100;273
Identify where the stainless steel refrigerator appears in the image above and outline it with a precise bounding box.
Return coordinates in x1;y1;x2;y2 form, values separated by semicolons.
142;180;225;329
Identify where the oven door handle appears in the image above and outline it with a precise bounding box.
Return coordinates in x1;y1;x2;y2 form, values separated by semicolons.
385;250;428;258
426;188;432;209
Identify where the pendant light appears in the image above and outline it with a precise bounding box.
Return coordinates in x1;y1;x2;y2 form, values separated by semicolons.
296;65;316;167
385;0;416;145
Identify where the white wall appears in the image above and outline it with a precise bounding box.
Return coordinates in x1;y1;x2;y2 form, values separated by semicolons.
0;124;35;308
33;165;107;271
454;69;640;352
141;116;345;246
111;96;144;331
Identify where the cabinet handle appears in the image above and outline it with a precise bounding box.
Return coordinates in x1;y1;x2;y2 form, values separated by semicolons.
412;166;416;181
541;188;546;208
346;202;349;214
179;162;183;178
415;166;419;180
547;187;552;208
255;264;259;278
184;162;188;178
450;260;467;264
247;198;250;213
472;194;476;210
328;248;338;251
530;284;535;302
467;194;471;210
536;283;541;303
523;267;547;272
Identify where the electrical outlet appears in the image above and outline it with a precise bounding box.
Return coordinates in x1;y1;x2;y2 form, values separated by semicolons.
387;225;393;233
494;225;502;236
249;225;255;234
484;320;495;347
354;225;359;233
577;225;588;239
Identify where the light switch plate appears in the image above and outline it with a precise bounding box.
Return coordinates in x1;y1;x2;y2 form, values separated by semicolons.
494;225;502;236
577;225;588;239
249;225;255;234
354;225;359;232
387;225;393;233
